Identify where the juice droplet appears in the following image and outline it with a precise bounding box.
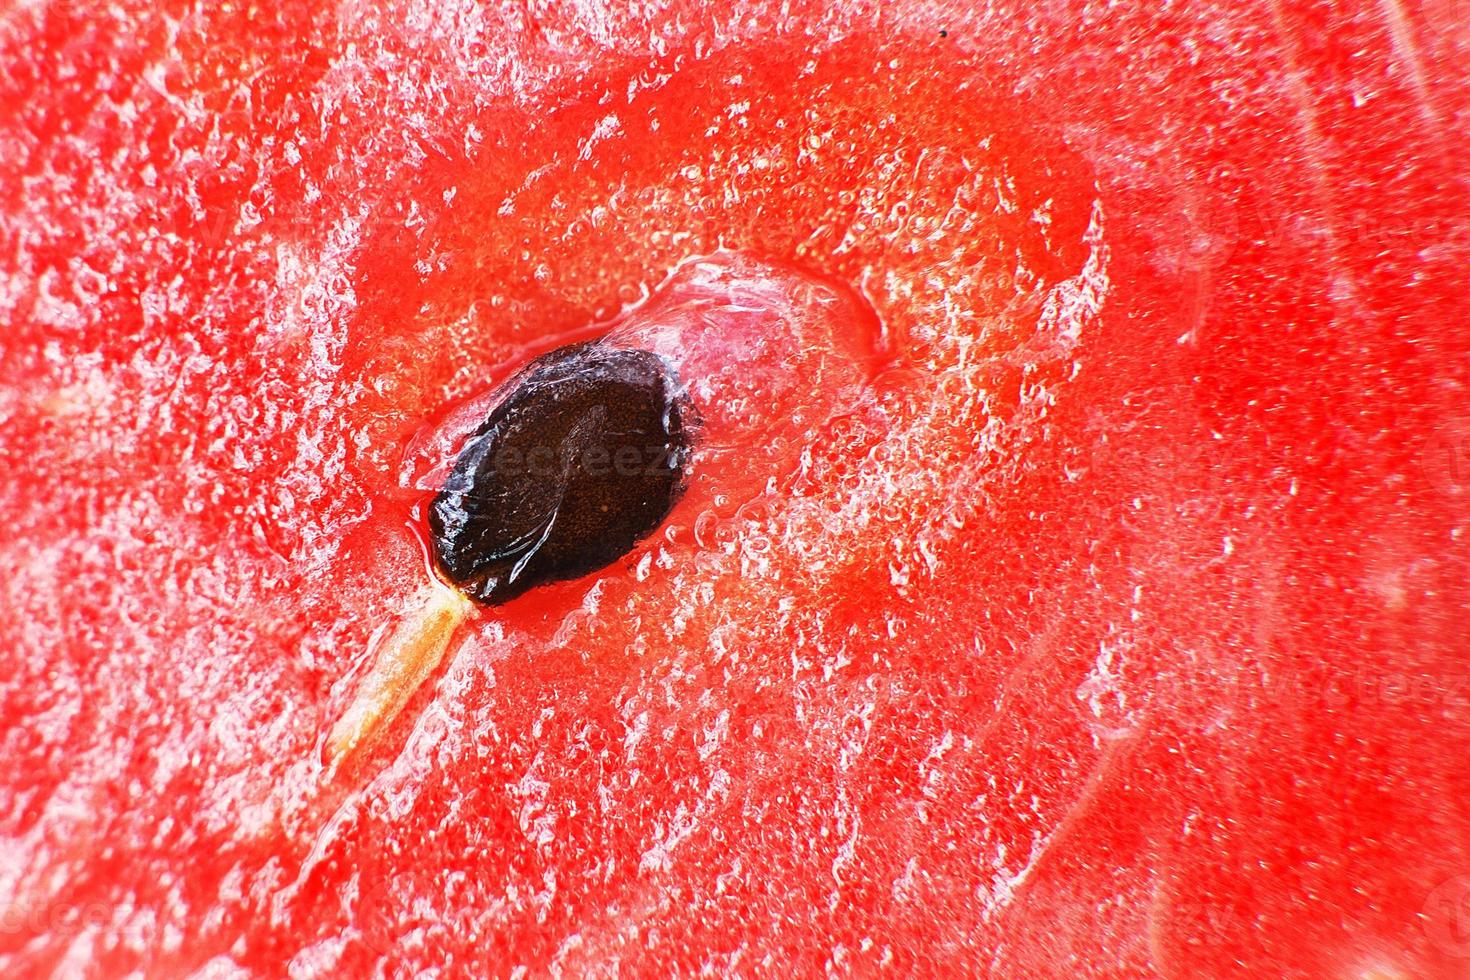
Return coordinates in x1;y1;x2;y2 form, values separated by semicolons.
605;251;885;460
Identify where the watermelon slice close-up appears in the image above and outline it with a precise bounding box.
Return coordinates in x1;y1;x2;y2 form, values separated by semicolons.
2;0;1469;976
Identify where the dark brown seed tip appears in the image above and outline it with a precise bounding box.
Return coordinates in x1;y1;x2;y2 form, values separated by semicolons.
428;341;692;604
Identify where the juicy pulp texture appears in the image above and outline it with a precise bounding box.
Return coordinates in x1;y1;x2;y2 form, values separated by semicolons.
2;1;1468;977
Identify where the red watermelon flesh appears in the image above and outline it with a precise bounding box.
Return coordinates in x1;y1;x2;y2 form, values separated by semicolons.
1;0;1469;977
325;252;881;767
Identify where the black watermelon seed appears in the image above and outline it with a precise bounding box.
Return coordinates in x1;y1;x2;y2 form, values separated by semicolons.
428;342;692;605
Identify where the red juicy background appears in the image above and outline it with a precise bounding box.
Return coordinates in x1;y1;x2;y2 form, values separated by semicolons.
2;0;1468;976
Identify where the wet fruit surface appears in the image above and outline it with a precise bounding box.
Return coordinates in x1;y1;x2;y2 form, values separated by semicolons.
2;1;1469;977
